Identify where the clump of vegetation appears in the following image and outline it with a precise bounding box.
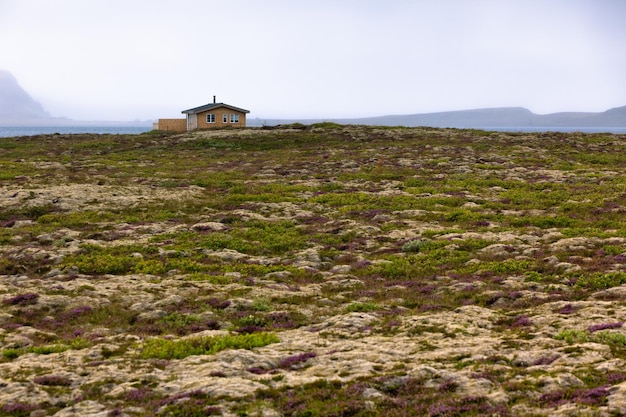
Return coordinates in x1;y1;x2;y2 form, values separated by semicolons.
139;332;280;360
2;293;39;306
401;238;430;253
33;375;73;386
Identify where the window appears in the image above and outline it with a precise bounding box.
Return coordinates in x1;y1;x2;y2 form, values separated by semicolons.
206;113;215;124
230;114;240;123
222;113;228;123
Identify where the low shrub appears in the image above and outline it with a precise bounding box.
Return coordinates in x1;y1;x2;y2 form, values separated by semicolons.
2;293;39;306
540;385;610;407
555;329;590;344
593;331;626;347
34;375;72;386
0;402;39;416
588;322;623;333
575;272;626;290
401;239;430;253
279;352;317;370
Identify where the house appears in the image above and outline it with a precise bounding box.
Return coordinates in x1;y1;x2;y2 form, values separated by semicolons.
154;97;250;132
182;96;250;131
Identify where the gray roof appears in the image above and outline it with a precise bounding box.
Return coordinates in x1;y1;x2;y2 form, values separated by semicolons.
182;102;250;114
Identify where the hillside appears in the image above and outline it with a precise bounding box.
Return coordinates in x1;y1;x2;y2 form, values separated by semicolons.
1;125;626;415
0;70;50;122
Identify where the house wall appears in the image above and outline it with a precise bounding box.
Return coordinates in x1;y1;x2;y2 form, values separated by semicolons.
157;119;187;132
193;107;247;130
187;114;198;131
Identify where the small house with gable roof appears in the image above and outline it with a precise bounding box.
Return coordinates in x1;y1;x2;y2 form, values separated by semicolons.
182;96;250;131
153;96;250;132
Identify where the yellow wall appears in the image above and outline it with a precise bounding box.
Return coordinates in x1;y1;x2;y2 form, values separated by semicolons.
194;107;247;129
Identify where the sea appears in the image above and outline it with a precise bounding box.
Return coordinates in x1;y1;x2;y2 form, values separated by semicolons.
0;125;152;138
481;126;626;134
0;124;625;138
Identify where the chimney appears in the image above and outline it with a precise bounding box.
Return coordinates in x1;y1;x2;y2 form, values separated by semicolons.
213;95;216;103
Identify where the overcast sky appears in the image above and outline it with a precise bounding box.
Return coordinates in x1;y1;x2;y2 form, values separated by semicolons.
1;0;625;121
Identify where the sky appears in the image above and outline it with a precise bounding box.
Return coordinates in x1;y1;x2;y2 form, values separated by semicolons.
0;0;625;121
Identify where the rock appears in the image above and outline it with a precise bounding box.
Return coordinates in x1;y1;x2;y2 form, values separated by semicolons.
292;248;322;269
154;295;184;308
264;270;292;280
0;316;10;328
204;249;248;261
192;221;228;232
362;387;385;399
591;286;626;300
14;326;56;341
43;268;63;278
129;302;153;312
479;243;515;258
309;313;377;335
51;400;108;417
608;381;626;415
4;333;34;348
35;233;54;245
330;265;352;274
542;231;564;242
136;309;167;321
259;407;282;417
543;255;560;266
555;262;581;272
158;248;183;257
550;237;600;252
557;373;584;388
325;278;364;288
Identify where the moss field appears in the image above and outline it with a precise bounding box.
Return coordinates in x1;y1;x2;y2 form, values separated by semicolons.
1;124;626;416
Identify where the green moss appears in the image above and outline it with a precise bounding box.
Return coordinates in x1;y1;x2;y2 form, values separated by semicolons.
139;332;280;359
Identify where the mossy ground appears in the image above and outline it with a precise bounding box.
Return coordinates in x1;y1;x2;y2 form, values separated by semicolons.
1;125;626;416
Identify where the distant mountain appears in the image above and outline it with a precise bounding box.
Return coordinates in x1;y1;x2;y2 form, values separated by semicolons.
578;105;626;127
0;70;51;122
250;106;626;129
350;107;537;128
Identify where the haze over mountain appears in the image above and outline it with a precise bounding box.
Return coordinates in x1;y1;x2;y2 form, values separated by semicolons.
250;106;626;129
2;69;625;130
0;70;51;122
0;70;151;126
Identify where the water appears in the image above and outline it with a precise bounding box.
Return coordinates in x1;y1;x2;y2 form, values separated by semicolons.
0;125;152;138
480;126;626;134
1;124;625;138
